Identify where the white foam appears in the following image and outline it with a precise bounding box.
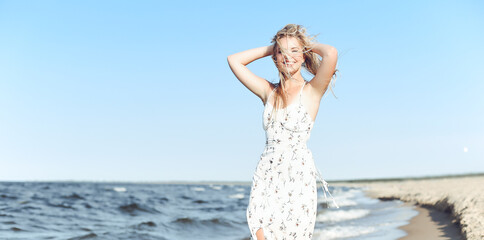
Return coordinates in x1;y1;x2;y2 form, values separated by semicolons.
317;209;370;223
228;193;245;199
113;187;126;192
318;187;378;206
313;225;376;239
210;185;222;190
323;198;357;207
317;188;353;203
235;187;245;192
335;187;358;195
192;187;205;192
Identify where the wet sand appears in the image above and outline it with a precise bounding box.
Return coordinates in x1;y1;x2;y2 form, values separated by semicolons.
398;202;463;240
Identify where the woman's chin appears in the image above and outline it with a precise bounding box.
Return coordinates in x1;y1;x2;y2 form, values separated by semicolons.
278;67;299;75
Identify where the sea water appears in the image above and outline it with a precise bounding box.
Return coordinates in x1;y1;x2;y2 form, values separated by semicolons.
0;182;417;240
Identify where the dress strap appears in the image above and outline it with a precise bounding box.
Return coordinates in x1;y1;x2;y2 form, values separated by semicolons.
299;81;306;95
298;81;306;104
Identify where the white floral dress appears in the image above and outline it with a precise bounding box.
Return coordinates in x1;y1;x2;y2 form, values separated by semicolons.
247;81;339;240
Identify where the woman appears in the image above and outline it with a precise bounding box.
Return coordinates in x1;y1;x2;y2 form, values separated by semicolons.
227;24;339;240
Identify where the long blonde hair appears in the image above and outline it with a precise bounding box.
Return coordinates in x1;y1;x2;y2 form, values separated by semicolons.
269;24;338;115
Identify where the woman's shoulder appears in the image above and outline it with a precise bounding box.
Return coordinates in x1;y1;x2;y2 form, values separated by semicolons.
262;82;278;106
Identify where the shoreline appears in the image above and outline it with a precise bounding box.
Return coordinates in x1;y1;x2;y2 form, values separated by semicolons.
332;175;484;240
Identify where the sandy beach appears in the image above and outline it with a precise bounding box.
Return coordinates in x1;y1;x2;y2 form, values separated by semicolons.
332;174;484;240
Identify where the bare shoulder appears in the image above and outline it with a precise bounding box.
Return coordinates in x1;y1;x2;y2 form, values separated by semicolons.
304;81;324;102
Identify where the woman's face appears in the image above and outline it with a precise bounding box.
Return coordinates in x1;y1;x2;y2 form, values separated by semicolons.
274;36;305;74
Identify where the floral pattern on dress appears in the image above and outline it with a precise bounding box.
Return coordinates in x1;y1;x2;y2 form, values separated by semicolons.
246;81;338;240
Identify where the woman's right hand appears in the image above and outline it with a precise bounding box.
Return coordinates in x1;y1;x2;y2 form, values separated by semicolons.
227;45;275;104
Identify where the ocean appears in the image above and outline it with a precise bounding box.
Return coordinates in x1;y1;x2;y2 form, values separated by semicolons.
0;181;418;240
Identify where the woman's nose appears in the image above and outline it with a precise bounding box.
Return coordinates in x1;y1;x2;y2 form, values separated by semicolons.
283;54;292;61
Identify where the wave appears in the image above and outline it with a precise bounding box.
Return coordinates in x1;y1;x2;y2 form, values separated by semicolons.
191;187;205;192
318;199;357;208
172;217;236;228
113;187;127;192
199;206;225;212
67;233;97;240
314;225;376;240
134;221;157;229
62;193;85;200
47;202;76;210
0;194;17;200
228;193;245;199
317;209;370;223
31;194;46;201
119;203;160;215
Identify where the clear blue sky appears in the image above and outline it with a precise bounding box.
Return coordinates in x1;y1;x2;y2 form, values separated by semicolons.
1;0;482;182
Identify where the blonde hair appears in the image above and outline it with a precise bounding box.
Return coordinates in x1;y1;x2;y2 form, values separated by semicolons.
269;24;338;116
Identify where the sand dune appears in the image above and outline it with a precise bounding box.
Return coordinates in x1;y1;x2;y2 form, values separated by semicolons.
332;175;484;240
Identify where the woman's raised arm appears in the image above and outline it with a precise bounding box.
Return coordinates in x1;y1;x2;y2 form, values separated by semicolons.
308;43;338;98
227;45;274;104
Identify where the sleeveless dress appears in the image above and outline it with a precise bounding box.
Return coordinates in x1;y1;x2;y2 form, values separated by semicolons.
246;81;339;240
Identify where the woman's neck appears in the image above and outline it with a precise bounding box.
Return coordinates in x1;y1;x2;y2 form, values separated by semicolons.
286;73;305;86
286;69;304;83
